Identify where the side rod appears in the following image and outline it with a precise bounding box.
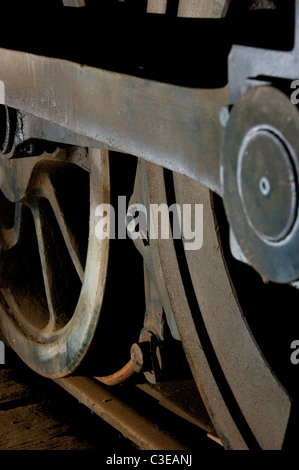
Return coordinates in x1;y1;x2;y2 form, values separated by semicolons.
0;48;227;194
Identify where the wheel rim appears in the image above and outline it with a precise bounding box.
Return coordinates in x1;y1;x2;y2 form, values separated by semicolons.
138;159;292;449
0;147;110;377
172;171;291;450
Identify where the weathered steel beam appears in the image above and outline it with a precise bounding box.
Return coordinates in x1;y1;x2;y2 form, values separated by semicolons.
0;48;227;194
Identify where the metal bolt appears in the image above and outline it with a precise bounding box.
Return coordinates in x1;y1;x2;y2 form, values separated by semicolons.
24;143;35;155
130;330;163;384
130;343;144;374
259;176;271;196
130;340;153;373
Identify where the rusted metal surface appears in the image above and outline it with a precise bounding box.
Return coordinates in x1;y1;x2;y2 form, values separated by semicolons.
130;344;145;373
137;330;163;385
95;360;135;387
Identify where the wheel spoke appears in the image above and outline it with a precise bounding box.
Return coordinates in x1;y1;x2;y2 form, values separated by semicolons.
31;204;56;330
42;176;85;282
0;147;109;376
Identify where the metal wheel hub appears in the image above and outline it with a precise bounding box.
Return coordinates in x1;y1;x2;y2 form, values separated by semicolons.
239;128;297;242
222;86;299;283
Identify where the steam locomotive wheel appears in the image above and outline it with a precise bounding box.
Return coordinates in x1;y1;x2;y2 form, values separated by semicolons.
135;0;294;451
138;159;293;450
172;172;293;450
0;147;110;378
